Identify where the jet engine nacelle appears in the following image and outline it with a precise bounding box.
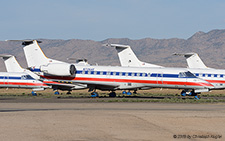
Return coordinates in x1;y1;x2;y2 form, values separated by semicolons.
40;63;76;76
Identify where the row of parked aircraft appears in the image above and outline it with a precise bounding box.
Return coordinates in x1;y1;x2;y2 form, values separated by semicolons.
0;40;223;99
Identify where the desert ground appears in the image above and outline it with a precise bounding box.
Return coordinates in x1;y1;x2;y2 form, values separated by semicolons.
0;89;225;141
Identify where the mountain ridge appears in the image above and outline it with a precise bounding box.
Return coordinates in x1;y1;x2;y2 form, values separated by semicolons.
0;29;225;71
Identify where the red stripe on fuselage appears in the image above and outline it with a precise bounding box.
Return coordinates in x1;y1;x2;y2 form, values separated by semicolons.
41;76;212;87
206;80;225;84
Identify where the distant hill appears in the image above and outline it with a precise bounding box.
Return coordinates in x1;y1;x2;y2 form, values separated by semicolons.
0;29;225;71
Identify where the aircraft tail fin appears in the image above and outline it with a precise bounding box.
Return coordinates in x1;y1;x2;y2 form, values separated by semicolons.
23;40;50;68
19;40;62;68
173;52;207;69
0;54;24;72
105;44;162;67
0;54;41;79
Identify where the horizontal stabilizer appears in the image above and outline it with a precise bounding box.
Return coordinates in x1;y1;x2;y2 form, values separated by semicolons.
6;40;42;46
104;43;130;48
0;54;13;58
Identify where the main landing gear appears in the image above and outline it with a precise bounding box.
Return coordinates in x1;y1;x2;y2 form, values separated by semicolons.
53;90;71;95
180;90;201;99
91;91;99;98
122;90;135;96
31;91;37;96
90;90;117;98
90;90;137;98
109;91;116;97
53;89;60;95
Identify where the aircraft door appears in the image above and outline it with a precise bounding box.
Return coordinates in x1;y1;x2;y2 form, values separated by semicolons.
106;70;111;79
4;74;9;86
157;73;163;85
179;72;188;88
21;75;28;87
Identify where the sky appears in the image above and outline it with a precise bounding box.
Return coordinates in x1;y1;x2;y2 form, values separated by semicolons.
0;0;225;41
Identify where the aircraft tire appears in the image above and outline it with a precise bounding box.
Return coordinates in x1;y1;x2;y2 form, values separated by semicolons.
109;92;116;97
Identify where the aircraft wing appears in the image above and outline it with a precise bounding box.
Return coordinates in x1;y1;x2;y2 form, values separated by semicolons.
43;80;87;91
87;83;119;91
44;79;118;91
173;52;208;69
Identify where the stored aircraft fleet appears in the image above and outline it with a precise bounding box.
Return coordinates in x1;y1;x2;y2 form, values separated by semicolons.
1;40;223;99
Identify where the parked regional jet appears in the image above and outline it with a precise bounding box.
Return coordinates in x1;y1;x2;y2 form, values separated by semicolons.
109;44;225;96
14;40;213;98
0;55;49;94
0;53;87;95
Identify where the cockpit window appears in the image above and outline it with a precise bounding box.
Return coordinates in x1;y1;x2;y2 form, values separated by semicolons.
26;75;34;79
179;71;196;78
21;75;34;80
21;75;27;79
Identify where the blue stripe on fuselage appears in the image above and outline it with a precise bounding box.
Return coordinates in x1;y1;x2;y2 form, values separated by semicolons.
0;76;35;80
75;70;195;78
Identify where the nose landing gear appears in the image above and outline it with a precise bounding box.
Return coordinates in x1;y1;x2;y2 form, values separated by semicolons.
180;90;201;99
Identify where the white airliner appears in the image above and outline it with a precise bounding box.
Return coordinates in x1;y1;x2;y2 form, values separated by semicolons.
0;53;87;95
16;40;213;98
0;54;49;94
109;44;225;96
